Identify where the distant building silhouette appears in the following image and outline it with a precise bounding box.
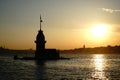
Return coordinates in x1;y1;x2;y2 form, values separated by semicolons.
35;15;60;59
83;44;85;49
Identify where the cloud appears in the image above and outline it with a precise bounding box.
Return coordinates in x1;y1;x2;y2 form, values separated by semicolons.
102;8;120;13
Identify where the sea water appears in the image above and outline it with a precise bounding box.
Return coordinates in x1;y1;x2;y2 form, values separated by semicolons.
0;53;120;80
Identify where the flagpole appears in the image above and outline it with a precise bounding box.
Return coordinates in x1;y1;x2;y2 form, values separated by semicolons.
40;15;41;30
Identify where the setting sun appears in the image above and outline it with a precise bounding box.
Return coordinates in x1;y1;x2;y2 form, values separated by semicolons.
90;24;109;38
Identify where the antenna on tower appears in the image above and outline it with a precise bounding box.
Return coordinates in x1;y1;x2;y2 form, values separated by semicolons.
40;15;43;30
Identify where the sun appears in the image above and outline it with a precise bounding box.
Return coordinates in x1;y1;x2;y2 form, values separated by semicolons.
90;24;108;38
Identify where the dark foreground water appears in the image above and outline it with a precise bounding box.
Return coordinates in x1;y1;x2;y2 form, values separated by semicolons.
0;53;120;80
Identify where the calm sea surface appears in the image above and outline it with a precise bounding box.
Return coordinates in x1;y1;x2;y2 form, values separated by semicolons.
0;53;120;80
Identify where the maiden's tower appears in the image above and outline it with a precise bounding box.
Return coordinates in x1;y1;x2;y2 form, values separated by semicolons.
35;16;60;60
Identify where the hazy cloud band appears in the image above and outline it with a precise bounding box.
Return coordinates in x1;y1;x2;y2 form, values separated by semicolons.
102;8;120;13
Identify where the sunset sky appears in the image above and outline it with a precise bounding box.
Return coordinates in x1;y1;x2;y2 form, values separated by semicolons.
0;0;120;49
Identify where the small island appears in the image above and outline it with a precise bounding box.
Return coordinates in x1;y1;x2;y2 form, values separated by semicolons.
3;16;61;60
34;16;60;60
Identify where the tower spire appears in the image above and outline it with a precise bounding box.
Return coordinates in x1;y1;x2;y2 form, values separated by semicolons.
40;15;43;30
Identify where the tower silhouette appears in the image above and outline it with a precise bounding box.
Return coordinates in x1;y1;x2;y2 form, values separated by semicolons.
35;15;60;60
35;15;46;59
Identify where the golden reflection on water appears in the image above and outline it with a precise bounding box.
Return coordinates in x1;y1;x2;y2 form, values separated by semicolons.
94;54;104;71
92;54;106;79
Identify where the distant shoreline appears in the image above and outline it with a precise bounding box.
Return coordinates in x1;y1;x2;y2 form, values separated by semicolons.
0;45;120;55
61;45;120;54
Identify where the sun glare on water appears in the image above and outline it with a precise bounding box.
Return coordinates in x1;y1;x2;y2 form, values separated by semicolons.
90;24;109;38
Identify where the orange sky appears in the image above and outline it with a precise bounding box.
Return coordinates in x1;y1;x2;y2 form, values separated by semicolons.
0;0;120;49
